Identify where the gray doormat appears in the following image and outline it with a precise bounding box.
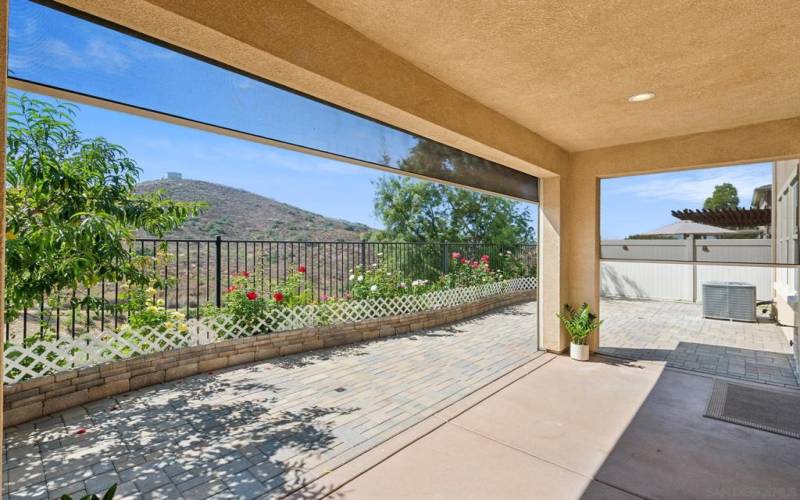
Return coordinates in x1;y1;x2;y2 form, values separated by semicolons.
705;379;800;439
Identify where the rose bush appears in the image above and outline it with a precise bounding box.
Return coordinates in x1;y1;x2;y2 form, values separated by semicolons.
270;267;313;308
199;253;523;338
441;254;503;289
217;273;269;332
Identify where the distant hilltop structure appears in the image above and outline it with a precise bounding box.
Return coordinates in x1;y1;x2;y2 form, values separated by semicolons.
166;172;183;180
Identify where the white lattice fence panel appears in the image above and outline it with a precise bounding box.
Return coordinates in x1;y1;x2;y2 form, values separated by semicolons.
5;277;537;384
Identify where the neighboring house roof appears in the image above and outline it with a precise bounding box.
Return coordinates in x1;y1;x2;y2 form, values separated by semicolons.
640;220;736;236
671;208;771;228
750;184;772;209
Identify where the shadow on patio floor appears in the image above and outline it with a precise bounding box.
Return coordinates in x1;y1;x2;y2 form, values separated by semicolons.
599;341;799;388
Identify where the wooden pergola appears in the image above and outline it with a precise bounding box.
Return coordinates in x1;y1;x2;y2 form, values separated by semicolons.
670;208;771;228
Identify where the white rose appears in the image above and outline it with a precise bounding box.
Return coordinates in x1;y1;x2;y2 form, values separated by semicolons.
400;282;407;288
349;274;355;281
370;285;378;292
357;275;364;282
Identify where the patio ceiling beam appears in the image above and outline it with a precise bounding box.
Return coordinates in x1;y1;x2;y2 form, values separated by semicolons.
570;116;800;179
52;0;568;180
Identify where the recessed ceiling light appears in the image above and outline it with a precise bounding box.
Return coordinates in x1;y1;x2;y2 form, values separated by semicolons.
628;92;656;103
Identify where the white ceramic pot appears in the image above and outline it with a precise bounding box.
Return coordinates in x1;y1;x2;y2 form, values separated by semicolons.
570;342;590;361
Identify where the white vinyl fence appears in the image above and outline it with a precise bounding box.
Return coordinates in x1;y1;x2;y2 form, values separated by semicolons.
601;239;773;302
601;261;772;302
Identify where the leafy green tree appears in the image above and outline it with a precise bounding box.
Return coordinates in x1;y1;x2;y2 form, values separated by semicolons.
4;93;203;321
373;140;535;245
703;183;740;210
372;176;535;245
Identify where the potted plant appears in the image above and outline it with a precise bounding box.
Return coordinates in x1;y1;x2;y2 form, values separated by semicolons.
557;303;601;361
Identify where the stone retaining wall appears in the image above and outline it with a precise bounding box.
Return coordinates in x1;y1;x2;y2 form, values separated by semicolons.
4;289;536;427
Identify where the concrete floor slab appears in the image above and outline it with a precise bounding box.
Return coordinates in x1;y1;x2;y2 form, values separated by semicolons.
331;423;590;500
323;356;800;500
449;356;664;477
595;369;800;500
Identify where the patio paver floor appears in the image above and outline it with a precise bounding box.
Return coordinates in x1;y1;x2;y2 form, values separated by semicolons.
599;298;798;387
3;301;538;500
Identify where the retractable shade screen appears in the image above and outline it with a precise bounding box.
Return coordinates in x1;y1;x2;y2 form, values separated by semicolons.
7;0;539;203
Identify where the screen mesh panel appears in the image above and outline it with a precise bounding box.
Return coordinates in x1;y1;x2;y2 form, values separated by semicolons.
8;0;539;202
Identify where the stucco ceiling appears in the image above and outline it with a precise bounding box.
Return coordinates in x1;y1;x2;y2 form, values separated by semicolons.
307;0;800;152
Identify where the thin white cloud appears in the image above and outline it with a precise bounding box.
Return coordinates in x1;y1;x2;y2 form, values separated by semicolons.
23;35;175;75
8;17;37;38
607;167;771;206
133;133;366;176
8;54;32;72
121;39;177;61
235;78;255;90
42;39;85;68
205;144;366;176
86;38;131;73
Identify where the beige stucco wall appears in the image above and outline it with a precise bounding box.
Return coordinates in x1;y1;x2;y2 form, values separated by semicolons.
538;177;568;352
563;172;601;351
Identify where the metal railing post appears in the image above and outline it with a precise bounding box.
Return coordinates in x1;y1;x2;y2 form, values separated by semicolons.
360;240;367;269
215;235;222;308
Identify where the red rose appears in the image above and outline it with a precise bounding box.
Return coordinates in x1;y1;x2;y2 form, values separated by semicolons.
227;285;237;293
241;271;250;278
246;291;257;301
297;265;306;273
273;291;284;302
451;252;461;260
470;261;480;269
480;255;490;263
460;258;467;264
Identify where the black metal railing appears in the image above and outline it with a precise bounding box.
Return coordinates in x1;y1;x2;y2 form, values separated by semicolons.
6;238;537;340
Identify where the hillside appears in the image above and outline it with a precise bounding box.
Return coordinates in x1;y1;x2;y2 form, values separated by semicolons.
136;178;372;241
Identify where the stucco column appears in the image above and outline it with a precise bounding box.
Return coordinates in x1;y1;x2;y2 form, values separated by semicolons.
538;176;570;352
1;0;8;481
563;171;601;351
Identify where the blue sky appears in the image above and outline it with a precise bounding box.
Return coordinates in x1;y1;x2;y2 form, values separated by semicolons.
7;0;771;240
601;163;772;239
39;94;392;228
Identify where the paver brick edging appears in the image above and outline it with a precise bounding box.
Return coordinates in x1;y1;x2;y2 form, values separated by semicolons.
3;289;536;427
